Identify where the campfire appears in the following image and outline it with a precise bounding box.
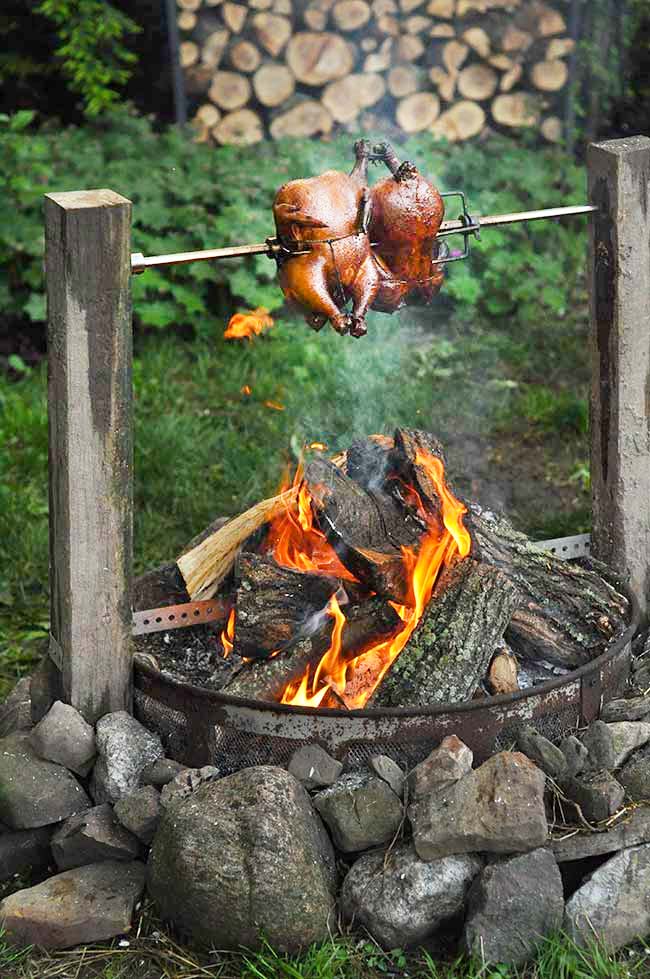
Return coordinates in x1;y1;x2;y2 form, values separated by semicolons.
158;428;629;714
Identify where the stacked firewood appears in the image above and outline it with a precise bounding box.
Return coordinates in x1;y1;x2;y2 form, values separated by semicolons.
178;0;573;145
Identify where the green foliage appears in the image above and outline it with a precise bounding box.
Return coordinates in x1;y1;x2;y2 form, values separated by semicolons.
37;0;139;117
0;111;586;347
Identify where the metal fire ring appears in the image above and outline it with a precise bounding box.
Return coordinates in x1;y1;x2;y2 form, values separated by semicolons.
133;579;640;773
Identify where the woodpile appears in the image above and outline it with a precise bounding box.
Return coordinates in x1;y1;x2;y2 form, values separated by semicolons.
180;0;572;144
167;429;630;711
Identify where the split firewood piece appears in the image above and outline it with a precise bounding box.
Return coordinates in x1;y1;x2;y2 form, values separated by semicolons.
253;63;296;106
405;14;431;33
371;559;521;706
376;14;400;36
397;92;440;132
541;115;562;143
253;13;292;56
322;73;386;124
388;428;446;524
500;63;522;92
364;37;393;72
457;64;498;101
400;0;426;12
442;40;469;74
538;5;566;36
388;64;419;97
269;98;334;138
178;11;197;31
491;92;539;127
429;66;456;102
180;41;200;68
396;34;425;62
305;456;420;604
546;38;574;59
487;642;519;695
232;552;342;659
208;71;252;110
213;108;264;145
427;0;454;16
193;103;222;129
489;53;514;71
201;30;230;68
467;504;630;669
430;23;454;37
462;26;490;58
333;0;371;31
222;1;247;32
501;25;533;53
286;32;354;84
304;5;328;29
230;40;262;73
530;59;568;92
177;487;299;600
178;0;201;10
223;597;400;701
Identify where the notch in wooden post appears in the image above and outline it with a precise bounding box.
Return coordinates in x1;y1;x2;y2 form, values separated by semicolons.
588;136;650;622
45;189;133;723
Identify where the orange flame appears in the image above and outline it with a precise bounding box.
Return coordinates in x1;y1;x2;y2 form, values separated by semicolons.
308;441;328;451
264;400;285;411
224;307;274;341
279;448;471;708
241;385;252;396
220;608;235;658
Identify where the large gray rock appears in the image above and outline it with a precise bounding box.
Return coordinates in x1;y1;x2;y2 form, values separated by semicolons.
369;755;405;799
0;678;32;737
618;744;650;800
582;720;616;771
560;735;589;777
147;765;336;951
0;827;53;882
30;701;96;777
0;732;91;830
551;806;650;862
408;735;473;802
562;772;625;822
463;849;564;966
91;711;163;804
0;860;146;949
114;786;161;844
340;842;481;949
601;696;650;723
288;744;342;790
410;752;547;860
565;843;650;949
608;721;650;768
51;803;141;871
517;726;567;779
313;773;403;853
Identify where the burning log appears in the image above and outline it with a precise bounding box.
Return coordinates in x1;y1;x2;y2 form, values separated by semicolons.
305;456;420;604
467;504;629;669
370;558;521;707
222;596;400;702
232;552;341;659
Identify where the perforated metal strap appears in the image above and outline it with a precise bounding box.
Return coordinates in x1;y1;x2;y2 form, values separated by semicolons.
532;533;592;561
132;598;228;636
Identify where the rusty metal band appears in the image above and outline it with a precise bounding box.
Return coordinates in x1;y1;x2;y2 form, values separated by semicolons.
132;598;229;636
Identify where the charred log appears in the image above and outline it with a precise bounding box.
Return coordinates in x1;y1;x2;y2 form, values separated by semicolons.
223;596;400;701
232;552;341;659
468;504;629;668
371;558;521;707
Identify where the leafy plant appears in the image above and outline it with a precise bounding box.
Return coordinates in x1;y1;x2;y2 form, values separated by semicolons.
37;0;140;117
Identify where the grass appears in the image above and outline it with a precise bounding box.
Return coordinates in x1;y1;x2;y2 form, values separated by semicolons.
1;912;649;979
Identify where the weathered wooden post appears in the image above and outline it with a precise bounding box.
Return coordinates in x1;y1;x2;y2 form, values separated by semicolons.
588;136;650;622
44;190;133;723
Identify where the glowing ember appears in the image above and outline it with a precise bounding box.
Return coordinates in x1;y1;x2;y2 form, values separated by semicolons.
241;384;252;396
278;449;471;708
264;400;285;411
308;441;328;451
224;307;274;341
220;608;235;657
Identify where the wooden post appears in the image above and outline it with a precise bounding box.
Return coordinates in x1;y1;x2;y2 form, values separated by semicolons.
45;190;133;723
588;136;650;622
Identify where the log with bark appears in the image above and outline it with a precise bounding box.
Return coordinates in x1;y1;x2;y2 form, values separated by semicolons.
371;558;522;706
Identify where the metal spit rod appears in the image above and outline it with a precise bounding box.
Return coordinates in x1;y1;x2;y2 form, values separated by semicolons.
130;203;598;274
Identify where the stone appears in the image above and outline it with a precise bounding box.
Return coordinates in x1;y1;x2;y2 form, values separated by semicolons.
517;726;567;779
560;735;589;777
147;765;336;951
410;752;547;861
341;842;481;949
159;765;222;810
617;744;650;801
114;786;161;844
601;695;650;723
0;678;32;737
288;744;343;790
0;732;91;830
562;772;625;822
142;757;187;788
313;773;403;853
463;849;564;966
369;755;405;798
0;827;53;882
581;720;616;771
407;735;473;801
30;700;96;777
608;721;650;768
91;711;163;804
0;860;146;949
565;843;650;949
51;803;141;871
551;806;650;862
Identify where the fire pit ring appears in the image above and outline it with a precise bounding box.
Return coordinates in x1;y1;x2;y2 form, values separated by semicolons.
133;587;640;773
